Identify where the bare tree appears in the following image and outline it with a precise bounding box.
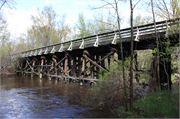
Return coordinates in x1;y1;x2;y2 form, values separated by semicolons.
0;0;16;10
114;0;128;111
89;0;128;111
151;0;161;90
129;0;141;110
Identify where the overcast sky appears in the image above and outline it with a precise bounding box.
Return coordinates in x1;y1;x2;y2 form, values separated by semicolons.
2;0;153;38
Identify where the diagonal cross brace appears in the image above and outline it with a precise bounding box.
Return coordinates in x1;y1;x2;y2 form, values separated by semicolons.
52;57;66;74
81;51;114;74
26;60;34;70
83;54;109;73
23;59;34;70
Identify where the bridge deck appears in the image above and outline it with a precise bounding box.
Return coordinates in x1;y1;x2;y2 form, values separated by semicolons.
16;18;179;58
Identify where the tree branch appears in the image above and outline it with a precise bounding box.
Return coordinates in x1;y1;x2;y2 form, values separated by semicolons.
0;0;6;10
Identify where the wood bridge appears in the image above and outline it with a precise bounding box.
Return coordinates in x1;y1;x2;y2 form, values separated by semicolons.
4;19;180;87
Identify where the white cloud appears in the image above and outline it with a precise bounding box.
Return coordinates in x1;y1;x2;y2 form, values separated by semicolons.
71;0;100;5
46;0;50;4
46;0;50;5
3;8;36;38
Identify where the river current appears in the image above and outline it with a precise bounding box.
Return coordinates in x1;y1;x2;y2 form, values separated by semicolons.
0;75;113;118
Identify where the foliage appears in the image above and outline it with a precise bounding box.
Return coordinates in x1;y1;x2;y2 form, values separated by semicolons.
137;50;152;71
133;90;179;118
85;58;146;110
171;74;179;83
73;10;117;39
114;90;179;118
129;14;152;27
153;0;180;20
26;6;72;49
0;11;16;71
74;13;90;39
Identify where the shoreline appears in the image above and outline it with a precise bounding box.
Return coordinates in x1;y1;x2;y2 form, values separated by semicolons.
0;71;16;77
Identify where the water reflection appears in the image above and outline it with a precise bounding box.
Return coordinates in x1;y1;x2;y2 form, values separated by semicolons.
0;75;113;118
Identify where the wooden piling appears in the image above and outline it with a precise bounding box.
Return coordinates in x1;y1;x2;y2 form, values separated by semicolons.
90;55;94;78
82;57;86;78
73;58;76;77
96;55;99;79
31;60;36;77
78;56;81;76
64;55;68;75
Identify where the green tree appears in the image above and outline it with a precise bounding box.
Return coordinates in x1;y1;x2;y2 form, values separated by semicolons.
131;14;152;26
89;10;117;34
74;13;90;39
73;11;117;39
26;6;72;48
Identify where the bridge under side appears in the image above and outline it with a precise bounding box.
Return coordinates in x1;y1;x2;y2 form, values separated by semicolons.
15;18;180;88
16;36;174;89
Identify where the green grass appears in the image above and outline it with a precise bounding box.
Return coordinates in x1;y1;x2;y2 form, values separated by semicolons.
115;90;179;118
134;90;179;118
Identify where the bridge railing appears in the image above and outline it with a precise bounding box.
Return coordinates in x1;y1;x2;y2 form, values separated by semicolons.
12;18;180;58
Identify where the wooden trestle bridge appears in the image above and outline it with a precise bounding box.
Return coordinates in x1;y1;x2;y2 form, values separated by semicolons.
4;19;180;86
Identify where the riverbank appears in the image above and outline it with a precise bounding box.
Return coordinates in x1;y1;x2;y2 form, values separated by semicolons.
0;71;16;77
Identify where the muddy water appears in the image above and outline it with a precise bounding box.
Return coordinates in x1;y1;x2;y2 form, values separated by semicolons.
0;75;113;118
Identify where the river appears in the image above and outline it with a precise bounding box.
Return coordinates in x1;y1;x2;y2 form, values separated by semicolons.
0;75;113;118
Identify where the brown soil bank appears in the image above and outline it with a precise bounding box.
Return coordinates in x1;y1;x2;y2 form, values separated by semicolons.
0;71;16;77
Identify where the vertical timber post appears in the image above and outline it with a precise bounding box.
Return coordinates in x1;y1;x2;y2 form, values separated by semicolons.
101;54;105;76
31;60;36;77
64;54;68;76
96;55;99;79
90;55;94;78
110;52;114;71
47;59;50;80
80;56;86;86
68;57;72;76
78;56;81;77
40;57;44;79
73;58;76;77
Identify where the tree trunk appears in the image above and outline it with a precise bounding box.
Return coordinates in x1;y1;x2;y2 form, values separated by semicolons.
130;0;134;110
114;0;128;111
151;0;161;90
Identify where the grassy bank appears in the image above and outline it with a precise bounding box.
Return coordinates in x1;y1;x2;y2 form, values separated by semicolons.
115;90;179;118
